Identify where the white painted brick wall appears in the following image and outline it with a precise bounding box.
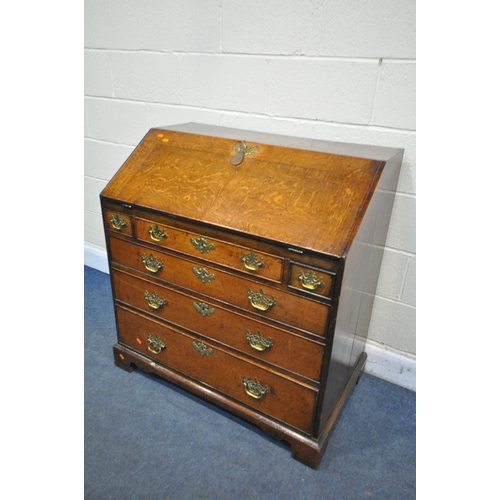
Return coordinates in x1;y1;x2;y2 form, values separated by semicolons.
84;0;143;49
110;52;182;103
373;61;416;129
84;51;113;96
221;1;325;55
140;2;221;52
182;55;267;112
321;1;416;58
84;0;416;362
84;140;134;181
267;58;380;123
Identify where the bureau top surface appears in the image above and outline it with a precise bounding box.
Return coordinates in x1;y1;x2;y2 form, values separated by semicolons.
101;124;399;257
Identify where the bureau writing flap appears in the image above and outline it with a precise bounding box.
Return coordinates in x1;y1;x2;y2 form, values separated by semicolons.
101;127;387;257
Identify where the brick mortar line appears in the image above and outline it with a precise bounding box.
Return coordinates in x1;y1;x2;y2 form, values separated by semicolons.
83;96;417;133
84;47;416;64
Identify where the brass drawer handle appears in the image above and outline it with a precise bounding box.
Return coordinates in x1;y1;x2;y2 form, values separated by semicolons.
247;288;276;311
147;333;167;354
110;214;127;231
297;270;325;290
149;224;167;242
142;253;164;273
144;290;167;310
192;267;216;283
193;301;215;317
190;237;215;254
241;252;266;271
245;330;273;352
243;377;268;399
192;341;213;356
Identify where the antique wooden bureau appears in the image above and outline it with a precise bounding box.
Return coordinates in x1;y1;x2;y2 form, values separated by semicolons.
100;123;403;468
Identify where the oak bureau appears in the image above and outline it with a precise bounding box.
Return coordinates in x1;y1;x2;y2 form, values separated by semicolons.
100;123;403;468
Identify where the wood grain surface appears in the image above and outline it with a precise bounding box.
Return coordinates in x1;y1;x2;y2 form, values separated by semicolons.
115;305;318;433
101;129;383;257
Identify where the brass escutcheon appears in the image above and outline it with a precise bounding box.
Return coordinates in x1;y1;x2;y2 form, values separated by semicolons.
297;270;325;290
192;267;216;283
149;224;167;242
147;333;167;354
142;253;164;273
110;214;127;231
247;288;276;311
245;330;273;352
192;341;213;356
230;141;259;166
242;377;268;399
241;252;266;271
190;237;215;254
145;290;167;310
193;301;215;317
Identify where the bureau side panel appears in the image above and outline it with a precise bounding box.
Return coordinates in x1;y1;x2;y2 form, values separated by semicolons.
318;151;403;432
348;150;403;366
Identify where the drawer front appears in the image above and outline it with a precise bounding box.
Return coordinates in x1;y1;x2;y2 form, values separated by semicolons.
136;217;283;282
112;270;325;381
104;210;133;236
109;237;330;336
289;264;334;298
115;305;317;433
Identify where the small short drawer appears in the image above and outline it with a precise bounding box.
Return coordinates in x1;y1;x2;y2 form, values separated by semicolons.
136;217;283;282
104;211;133;237
288;264;334;298
115;306;318;433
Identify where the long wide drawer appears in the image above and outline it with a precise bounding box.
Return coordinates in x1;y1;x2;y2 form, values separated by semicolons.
115;305;318;433
109;237;329;336
112;269;325;381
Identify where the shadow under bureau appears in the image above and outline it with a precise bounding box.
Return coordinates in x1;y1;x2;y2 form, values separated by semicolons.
100;123;403;468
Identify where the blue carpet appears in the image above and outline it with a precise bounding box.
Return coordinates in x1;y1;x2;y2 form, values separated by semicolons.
85;266;415;499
